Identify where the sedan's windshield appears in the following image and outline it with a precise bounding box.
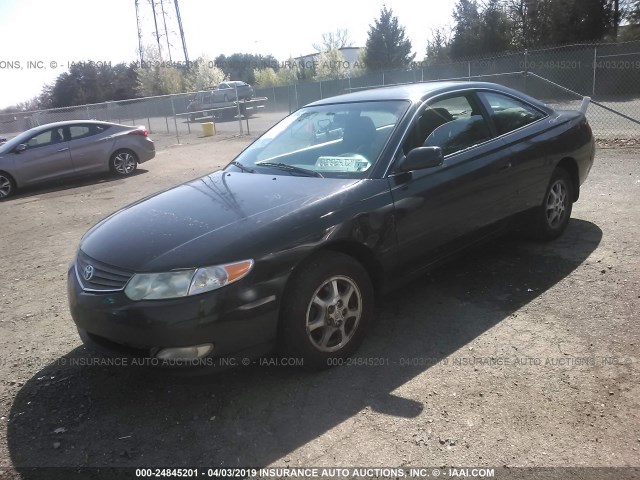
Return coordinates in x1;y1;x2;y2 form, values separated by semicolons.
232;100;409;179
0;131;30;154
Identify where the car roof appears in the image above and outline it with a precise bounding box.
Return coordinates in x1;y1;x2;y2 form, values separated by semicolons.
308;81;547;108
21;120;126;134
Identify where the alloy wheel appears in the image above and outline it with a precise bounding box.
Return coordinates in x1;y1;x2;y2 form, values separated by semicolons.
113;152;136;175
0;174;12;198
545;180;568;228
305;275;363;353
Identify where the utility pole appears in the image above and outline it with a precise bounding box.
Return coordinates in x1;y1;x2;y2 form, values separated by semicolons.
135;0;144;64
160;0;173;62
614;0;620;40
174;0;190;66
150;0;163;58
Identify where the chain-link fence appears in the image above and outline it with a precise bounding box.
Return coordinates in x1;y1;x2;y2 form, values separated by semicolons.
1;40;638;145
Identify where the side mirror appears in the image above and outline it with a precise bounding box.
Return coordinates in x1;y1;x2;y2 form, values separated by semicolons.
397;146;444;172
14;144;27;154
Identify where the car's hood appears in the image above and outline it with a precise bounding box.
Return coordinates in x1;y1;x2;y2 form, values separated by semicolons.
80;170;361;272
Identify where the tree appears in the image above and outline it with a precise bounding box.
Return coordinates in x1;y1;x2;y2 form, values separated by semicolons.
315;49;349;81
424;28;452;64
136;45;184;96
312;29;353;52
449;0;482;58
185;56;227;91
253;68;279;87
363;6;416;71
47;61;138;107
479;0;512;53
214;53;279;84
620;0;640;39
506;0;625;48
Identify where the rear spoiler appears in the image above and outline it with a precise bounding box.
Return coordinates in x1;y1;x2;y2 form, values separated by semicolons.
579;96;591;114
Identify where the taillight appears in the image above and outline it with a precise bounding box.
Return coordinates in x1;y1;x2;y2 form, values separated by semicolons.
128;128;148;137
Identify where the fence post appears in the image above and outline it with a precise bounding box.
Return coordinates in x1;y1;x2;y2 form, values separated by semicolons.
235;83;243;135
86;105;90;119
468;61;471;81
319;80;323;99
294;83;299;111
170;95;180;144
592;46;597;98
523;49;529;94
272;86;276;108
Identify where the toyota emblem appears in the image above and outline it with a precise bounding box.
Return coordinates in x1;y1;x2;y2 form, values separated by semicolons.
83;264;95;281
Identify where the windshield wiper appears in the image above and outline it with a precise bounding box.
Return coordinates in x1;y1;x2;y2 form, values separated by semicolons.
230;161;255;173
256;162;324;178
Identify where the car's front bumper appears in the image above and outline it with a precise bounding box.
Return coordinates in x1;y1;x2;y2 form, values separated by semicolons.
67;263;281;364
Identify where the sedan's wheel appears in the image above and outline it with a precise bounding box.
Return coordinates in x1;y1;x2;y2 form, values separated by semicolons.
526;167;573;241
110;150;138;176
0;172;15;199
306;275;363;353
279;252;374;369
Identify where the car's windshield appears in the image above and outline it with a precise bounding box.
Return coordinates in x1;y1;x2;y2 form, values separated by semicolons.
0;130;31;154
232;100;409;179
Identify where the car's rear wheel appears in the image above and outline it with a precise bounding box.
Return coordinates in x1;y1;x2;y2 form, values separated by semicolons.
526;167;573;241
110;150;138;176
0;172;16;199
279;252;374;369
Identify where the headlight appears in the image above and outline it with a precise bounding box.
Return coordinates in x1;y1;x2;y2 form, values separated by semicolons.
124;260;253;301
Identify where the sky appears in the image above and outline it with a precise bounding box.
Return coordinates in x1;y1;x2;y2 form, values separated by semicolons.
0;0;456;109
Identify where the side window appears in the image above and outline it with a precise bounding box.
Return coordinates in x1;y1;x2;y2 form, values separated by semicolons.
26;127;65;148
403;95;492;157
68;125;92;140
479;92;546;135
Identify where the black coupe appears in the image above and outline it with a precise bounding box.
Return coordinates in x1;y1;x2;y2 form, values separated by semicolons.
67;81;595;368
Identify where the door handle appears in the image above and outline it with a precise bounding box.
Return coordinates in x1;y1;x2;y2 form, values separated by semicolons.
57;147;69;152
499;161;512;170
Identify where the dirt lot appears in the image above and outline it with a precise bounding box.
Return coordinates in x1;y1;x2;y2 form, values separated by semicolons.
0;136;638;479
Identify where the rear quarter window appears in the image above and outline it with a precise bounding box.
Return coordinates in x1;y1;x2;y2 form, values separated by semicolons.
479;92;546;136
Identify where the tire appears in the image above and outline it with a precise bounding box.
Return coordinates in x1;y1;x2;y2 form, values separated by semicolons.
0;171;16;199
279;252;374;369
526;167;573;241
110;150;138;176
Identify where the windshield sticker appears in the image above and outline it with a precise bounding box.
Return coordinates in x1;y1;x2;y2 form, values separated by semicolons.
315;155;371;172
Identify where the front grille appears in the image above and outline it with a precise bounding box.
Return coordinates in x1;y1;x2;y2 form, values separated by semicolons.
76;250;133;292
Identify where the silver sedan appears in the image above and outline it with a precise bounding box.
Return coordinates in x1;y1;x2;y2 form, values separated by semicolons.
0;120;155;199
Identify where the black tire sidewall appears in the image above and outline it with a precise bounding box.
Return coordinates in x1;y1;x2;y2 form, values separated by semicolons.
279;252;374;368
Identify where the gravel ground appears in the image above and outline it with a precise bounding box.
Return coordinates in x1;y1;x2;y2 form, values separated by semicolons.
0;136;638;479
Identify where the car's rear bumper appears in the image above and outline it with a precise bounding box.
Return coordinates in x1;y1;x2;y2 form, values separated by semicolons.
137;139;155;163
67;263;281;365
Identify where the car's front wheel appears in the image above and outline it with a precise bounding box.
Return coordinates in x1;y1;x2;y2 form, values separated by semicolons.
527;167;573;241
0;171;16;199
279;252;374;369
110;150;138;176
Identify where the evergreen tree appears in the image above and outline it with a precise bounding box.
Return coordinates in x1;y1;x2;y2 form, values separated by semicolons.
363;6;416;71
